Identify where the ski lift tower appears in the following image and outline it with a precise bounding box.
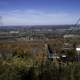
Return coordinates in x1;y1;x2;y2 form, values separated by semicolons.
63;17;80;51
64;18;80;44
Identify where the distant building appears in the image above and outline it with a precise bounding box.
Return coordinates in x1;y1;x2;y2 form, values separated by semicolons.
76;45;80;54
63;43;73;50
63;34;80;38
9;31;19;34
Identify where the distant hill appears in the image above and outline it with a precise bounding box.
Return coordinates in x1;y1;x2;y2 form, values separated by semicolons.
0;25;72;29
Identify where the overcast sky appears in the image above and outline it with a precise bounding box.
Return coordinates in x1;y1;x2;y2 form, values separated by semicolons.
0;0;80;25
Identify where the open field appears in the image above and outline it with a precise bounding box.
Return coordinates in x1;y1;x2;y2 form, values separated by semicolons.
0;38;64;54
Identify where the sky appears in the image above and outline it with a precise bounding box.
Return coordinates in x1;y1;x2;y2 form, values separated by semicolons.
0;0;80;25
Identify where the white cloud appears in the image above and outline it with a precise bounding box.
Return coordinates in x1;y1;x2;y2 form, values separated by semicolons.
0;9;79;25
